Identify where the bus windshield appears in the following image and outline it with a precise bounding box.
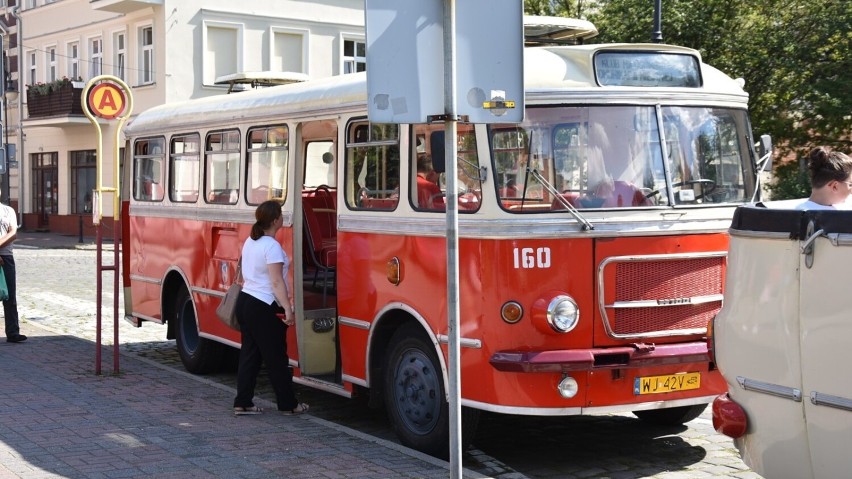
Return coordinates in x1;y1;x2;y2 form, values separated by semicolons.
491;105;755;211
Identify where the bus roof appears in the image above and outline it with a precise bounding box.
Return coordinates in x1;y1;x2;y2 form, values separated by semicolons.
124;43;748;137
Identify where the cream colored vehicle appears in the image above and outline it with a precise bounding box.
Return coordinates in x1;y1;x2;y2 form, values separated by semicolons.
711;204;852;479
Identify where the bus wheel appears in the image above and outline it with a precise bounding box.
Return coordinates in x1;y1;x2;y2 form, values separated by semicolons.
174;286;224;374
633;403;707;426
384;324;479;458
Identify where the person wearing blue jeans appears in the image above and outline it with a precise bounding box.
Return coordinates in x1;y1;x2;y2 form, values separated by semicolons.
0;196;25;343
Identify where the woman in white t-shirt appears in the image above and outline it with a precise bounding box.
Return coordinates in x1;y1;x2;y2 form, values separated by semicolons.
791;147;852;210
233;200;309;416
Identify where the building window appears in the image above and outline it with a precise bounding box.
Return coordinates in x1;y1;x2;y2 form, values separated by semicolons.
204;23;241;85
204;130;240;204
272;30;305;73
67;42;79;80
70;151;96;214
113;31;126;80
46;46;57;82
89;37;103;78
32;152;59;220
138;25;154;85
343;38;366;74
27;51;36;85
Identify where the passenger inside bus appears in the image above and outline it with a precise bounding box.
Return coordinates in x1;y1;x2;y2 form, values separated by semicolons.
499;179;519;198
579;176;650;208
416;154;445;210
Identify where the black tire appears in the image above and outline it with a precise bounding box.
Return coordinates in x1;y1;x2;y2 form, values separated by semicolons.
384;324;479;458
633;403;708;426
174;286;226;374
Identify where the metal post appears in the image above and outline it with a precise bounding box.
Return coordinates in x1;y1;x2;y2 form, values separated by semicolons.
95;224;102;375
442;0;462;476
10;7;24;225
651;0;663;43
113;227;119;373
0;30;9;206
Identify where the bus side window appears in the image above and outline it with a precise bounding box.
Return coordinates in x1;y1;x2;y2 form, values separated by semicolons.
247;125;289;205
412;124;480;213
205;130;241;205
345;121;399;211
133;137;165;202
169;134;200;203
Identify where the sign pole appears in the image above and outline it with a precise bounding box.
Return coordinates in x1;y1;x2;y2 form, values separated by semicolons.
442;0;462;476
83;75;133;375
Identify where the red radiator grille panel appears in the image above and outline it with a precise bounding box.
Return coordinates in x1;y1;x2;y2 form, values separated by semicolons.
613;302;719;335
607;257;723;336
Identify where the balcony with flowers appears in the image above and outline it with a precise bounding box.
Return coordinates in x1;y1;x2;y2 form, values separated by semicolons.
26;77;86;119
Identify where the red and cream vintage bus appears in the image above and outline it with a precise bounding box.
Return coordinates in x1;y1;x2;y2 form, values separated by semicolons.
122;28;763;456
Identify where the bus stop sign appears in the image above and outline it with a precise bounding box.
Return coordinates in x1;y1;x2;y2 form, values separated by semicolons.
87;82;127;120
365;0;524;124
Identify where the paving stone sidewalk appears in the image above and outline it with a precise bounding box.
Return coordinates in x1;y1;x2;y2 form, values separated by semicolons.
0;323;485;479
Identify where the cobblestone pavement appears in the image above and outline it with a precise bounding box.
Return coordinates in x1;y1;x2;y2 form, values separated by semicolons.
10;241;764;479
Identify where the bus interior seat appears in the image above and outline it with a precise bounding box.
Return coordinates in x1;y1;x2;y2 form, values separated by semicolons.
304;185;337;239
602;181;651;207
550;192;581;210
302;201;336;307
458;192;480;211
250;186;270;204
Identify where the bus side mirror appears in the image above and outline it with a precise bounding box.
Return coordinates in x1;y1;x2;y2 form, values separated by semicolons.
758;134;773;172
430;131;446;174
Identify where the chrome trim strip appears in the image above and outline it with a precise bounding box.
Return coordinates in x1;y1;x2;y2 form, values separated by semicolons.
827;233;852;247
584;394;718;415
129;274;161;285
129;203;293;226
293;375;353;399
338;214;733;239
609;293;723;309
132;312;162;324
192;286;225;298
728;229;793;240
436;334;482;349
461;397;582;416
461;394;716;416
339;316;371;330
597;251;727;339
737;376;802;402
342;374;368;388
199;332;240;349
810;391;852;412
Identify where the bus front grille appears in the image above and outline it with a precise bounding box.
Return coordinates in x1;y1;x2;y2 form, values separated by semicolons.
598;253;725;339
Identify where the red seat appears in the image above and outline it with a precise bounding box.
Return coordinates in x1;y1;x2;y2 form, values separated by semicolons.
602;181;651;207
550;192;581;210
304;186;337;239
303;202;336;306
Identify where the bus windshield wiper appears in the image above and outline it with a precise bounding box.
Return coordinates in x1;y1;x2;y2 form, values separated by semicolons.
527;168;594;231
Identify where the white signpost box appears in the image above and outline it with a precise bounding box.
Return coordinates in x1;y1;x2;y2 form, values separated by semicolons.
366;0;523;124
365;1;523;476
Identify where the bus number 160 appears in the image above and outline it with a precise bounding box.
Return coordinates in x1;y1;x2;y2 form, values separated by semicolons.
513;247;552;269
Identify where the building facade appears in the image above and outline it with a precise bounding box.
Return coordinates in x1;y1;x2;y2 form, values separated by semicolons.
0;0;365;235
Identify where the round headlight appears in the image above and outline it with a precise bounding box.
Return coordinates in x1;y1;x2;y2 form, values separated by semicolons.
558;376;579;398
546;296;579;333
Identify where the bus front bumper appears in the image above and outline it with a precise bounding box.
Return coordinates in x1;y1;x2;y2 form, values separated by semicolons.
489;341;710;373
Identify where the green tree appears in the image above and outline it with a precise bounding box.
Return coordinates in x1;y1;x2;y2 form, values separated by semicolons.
575;0;851;199
524;0;582;17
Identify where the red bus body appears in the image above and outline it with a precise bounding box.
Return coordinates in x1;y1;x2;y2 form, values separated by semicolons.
122;41;759;455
